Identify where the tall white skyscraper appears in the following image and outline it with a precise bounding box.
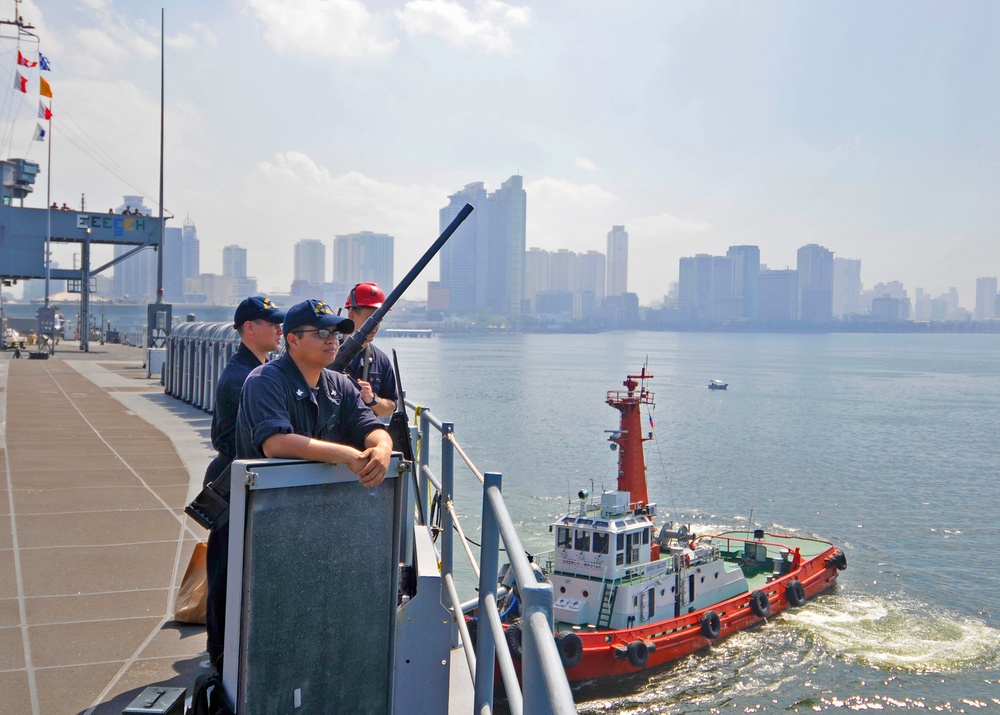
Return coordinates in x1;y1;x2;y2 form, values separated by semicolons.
294;239;326;286
832;258;862;318
223;245;247;279
796;244;834;322
333;232;394;293
606;225;628;297
726;245;760;319
974;276;998;321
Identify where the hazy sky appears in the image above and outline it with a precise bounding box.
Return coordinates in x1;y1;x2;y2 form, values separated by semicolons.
4;0;998;305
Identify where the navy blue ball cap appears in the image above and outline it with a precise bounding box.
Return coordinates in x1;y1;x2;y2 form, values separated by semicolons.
233;295;285;329
283;299;355;336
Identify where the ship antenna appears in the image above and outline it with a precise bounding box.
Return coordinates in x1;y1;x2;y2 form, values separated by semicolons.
746;508;754;538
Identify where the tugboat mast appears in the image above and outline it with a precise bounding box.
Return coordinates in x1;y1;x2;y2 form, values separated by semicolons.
606;366;654;508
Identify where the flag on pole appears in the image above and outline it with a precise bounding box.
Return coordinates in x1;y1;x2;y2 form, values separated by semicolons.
33;124;46;141
17;50;37;67
38;101;52;120
14;71;27;93
39;76;52;98
39;52;52;71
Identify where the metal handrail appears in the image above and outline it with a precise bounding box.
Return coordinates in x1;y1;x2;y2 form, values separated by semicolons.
410;401;577;715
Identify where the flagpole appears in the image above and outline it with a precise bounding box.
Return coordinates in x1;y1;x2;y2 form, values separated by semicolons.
44;97;52;309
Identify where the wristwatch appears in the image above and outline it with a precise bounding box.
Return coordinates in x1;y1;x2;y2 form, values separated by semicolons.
364;395;379;407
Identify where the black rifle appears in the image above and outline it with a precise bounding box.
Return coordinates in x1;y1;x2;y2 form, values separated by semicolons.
185;203;473;531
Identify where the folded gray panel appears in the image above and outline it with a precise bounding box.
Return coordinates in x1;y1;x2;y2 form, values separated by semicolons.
227;459;402;715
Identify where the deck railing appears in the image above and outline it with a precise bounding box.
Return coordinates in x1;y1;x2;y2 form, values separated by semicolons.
412;403;577;715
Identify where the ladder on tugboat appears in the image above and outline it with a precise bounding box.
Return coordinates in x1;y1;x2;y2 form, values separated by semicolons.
596;580;617;628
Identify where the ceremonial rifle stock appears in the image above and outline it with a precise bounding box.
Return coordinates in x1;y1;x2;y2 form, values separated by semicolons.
331;202;473;371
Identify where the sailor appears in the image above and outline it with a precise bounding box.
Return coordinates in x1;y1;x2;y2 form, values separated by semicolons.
203;296;285;488
342;282;398;417
207;299;392;672
204;295;285;672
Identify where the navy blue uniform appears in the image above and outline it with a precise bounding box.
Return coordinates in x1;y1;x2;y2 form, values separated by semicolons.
206;352;385;669
203;343;263;487
346;343;399;403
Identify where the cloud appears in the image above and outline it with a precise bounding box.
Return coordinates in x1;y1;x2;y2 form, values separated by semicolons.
575;156;598;171
396;0;532;55
248;0;397;60
625;212;713;236
222;152;451;290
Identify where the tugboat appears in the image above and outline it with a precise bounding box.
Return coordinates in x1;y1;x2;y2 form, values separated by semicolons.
503;368;845;682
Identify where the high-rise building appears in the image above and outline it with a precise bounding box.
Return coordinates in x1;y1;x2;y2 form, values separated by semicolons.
524;247;549;311
161;227;184;302
111;196;156;301
832;258;862;318
182;217;200;282
439;176;525;315
577;251;606;301
294;239;326;286
223;245;247;279
678;254;713;320
796;244;834;322
487;175;527;315
758;269;798;321
974;277;998;320
606;226;628;298
333;232;394;294
726;245;760;319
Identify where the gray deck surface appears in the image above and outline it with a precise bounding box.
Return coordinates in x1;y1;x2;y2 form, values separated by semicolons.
0;342;473;715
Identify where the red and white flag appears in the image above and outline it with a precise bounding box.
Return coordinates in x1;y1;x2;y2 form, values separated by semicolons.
14;71;27;93
38;101;52;120
17;50;37;67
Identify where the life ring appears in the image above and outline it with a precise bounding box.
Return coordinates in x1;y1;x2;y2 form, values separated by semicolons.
681;553;691;568
701;610;721;640
555;632;583;669
505;621;522;661
750;589;771;618
626;640;649;668
786;579;806;608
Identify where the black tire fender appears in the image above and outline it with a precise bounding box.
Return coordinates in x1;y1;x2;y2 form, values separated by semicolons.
555;631;583;670
750;589;771;618
786;579;806;608
834;551;848;570
505;621;522;661
626;640;649;668
701;610;721;639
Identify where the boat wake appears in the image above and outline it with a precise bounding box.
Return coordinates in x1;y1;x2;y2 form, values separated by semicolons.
783;592;1000;673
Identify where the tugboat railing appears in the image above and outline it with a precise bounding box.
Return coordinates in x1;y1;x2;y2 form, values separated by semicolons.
411;401;577;715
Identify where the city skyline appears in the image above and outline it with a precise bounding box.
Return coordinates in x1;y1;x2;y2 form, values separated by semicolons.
7;1;998;306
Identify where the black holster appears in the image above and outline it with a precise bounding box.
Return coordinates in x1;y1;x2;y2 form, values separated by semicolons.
185;465;232;531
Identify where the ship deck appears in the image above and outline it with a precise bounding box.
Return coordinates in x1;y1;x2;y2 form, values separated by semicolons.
0;343;472;714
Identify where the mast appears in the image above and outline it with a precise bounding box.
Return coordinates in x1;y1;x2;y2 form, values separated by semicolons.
606;367;654;508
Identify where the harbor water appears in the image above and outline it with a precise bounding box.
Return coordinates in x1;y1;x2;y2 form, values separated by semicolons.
381;331;1000;713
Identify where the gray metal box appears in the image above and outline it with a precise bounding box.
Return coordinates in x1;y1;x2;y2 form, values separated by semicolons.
122;686;186;715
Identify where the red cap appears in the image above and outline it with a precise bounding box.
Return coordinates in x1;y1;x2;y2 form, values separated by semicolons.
345;282;385;309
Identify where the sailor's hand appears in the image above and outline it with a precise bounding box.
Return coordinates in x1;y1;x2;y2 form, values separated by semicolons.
357;379;375;406
355;441;391;487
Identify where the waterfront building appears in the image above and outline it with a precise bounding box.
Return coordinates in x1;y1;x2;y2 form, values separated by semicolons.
294;239;326;287
524;248;549;311
726;245;760;319
333;231;394;294
161;227;184;303
796;244;834;322
678;254;736;322
524;247;605;316
758;269;798;321
833;258;862;319
223;245;247;279
606;225;628;297
439;176;526;316
578;250;606;302
974;276;998;321
111;196;156;301
182;217;200;282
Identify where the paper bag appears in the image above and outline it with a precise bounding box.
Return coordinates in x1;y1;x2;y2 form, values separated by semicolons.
174;541;208;624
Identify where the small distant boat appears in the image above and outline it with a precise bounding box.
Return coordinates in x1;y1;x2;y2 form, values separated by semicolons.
708;379;728;390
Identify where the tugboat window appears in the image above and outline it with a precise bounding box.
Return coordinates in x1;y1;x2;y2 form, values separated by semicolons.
642;528;650;545
575;530;591;552
557;528;571;548
593;532;610;554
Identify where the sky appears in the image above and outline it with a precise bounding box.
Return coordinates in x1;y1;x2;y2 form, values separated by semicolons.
2;0;998;306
